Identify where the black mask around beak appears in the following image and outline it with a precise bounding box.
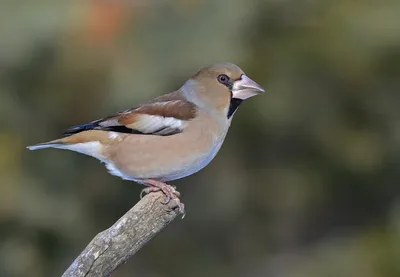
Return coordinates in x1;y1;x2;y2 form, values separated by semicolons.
227;75;264;118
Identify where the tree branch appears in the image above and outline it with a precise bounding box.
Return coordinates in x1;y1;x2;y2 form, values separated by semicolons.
61;191;181;277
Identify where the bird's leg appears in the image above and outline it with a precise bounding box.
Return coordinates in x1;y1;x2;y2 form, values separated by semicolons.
140;179;181;201
140;179;185;217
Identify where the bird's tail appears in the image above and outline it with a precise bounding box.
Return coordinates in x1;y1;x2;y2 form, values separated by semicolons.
27;140;65;151
26;133;105;161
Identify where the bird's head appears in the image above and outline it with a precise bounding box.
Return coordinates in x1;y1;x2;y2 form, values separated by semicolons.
181;62;264;118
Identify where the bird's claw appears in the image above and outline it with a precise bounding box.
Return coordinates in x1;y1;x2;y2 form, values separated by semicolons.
140;186;160;199
140;179;185;218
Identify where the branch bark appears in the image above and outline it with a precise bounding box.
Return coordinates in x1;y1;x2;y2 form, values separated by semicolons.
61;191;180;277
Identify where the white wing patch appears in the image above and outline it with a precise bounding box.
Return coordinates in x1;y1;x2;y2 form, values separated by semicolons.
127;114;185;135
108;132;120;140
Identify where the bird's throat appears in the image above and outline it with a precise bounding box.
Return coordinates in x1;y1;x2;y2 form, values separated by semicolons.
227;98;243;119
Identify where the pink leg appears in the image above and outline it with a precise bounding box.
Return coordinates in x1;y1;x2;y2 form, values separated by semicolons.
140;179;185;217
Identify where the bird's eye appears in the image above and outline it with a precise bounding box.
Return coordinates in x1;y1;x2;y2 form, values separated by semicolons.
217;74;230;85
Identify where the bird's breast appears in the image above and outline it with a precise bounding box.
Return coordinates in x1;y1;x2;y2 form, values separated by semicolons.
105;113;229;182
160;130;227;181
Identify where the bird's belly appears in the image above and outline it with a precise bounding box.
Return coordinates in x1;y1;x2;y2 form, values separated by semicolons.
106;130;227;182
159;137;225;181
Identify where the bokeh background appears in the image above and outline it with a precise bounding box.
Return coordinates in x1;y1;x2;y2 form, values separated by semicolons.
1;0;400;276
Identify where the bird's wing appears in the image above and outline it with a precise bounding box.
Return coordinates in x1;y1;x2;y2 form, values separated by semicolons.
64;95;197;137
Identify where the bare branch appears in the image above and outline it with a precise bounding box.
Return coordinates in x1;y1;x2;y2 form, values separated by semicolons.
61;191;180;277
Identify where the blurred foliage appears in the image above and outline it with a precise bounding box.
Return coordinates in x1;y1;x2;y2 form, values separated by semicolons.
1;0;400;276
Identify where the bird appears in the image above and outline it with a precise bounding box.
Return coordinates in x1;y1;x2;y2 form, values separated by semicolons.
27;62;264;216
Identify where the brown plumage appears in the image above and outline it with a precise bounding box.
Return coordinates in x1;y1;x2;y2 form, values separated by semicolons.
120;99;197;124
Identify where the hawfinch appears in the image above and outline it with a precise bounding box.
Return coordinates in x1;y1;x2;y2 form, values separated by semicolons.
28;62;264;215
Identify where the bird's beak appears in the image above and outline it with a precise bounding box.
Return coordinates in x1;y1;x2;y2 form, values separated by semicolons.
232;74;265;100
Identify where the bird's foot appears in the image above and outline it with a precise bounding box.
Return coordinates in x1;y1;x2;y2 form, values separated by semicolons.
140;179;185;218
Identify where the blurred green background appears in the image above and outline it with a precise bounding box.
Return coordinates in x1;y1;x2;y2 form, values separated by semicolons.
1;0;400;276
